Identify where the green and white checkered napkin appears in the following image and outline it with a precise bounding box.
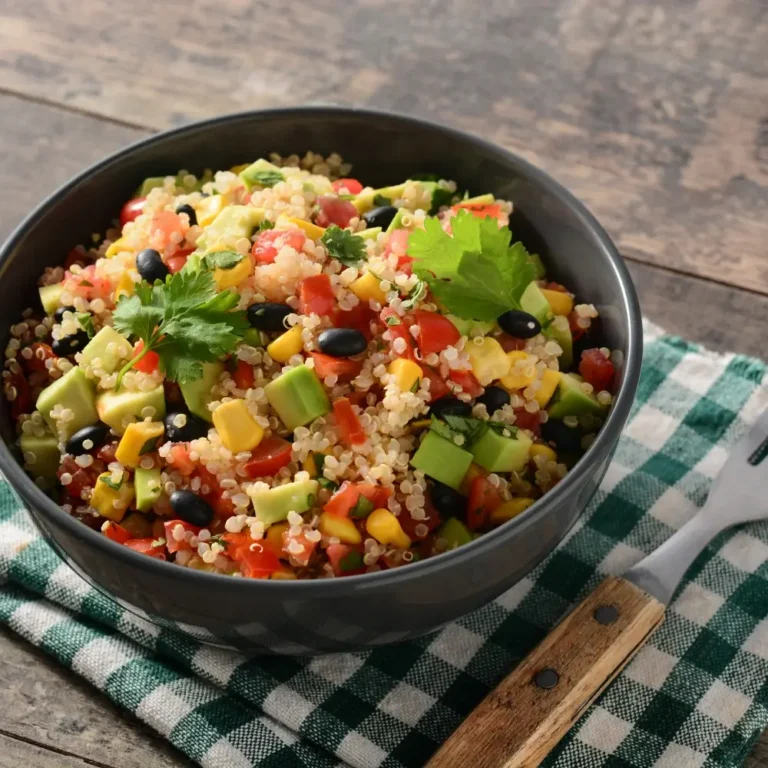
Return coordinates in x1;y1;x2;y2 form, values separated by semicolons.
2;321;768;768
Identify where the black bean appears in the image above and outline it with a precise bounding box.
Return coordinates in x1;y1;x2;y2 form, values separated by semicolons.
65;423;111;456
170;490;214;527
136;248;170;283
497;310;541;339
430;482;465;519
53;305;77;323
317;328;367;357
362;205;398;230
164;412;209;442
175;203;197;226
247;302;292;332
52;330;89;356
541;419;582;454
429;396;471;420
475;386;510;414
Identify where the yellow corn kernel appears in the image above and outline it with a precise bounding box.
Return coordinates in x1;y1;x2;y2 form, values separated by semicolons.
489;498;535;525
90;472;135;522
276;215;325;241
212;399;265;453
466;337;511;386
388;358;423;392
303;450;331;478
266;522;289;557
196;195;225;227
267;325;304;363
114;272;135;302
230;163;250;174
271;567;298;580
214;256;253;291
530;444;557;463
366;508;411;549
350;272;387;305
319;512;362;545
105;237;133;258
500;351;537;391
115;421;165;468
541;289;574;316
534;369;562;407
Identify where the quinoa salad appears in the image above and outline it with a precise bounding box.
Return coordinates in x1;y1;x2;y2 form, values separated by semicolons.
3;152;616;579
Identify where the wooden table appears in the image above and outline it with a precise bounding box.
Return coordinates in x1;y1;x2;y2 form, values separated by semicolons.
0;0;767;764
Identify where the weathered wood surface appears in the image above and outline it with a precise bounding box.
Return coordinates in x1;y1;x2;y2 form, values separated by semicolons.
1;0;768;294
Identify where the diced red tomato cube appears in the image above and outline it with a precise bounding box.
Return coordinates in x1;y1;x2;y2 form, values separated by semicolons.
327;543;366;576
239;542;282;579
357;483;393;509
579;348;615;392
398;498;441;540
448;369;483;398
333;398;367;446
242;436;293;478
383;229;413;273
23;342;57;374
299;274;335;317
568;310;585;341
331;178;363;195
124;537;167;559
414;311;460;355
251;228;307;265
119;197;146;227
132;339;160;374
103;521;132;544
466;476;502;530
315;196;357;228
232;359;255;390
451;202;503;221
335;303;376;340
324;481;361;518
380;308;417;362
419;366;451;403
8;372;32;419
163;519;200;554
513;408;541;437
168;444;196;475
166;246;195;274
282;529;317;567
311;352;362;380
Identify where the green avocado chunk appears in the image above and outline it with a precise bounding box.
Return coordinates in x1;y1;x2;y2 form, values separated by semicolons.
20;433;61;486
264;364;331;432
36;367;98;440
544;322;573;369
96;386;166;435
438;518;473;549
249;479;319;527
446;315;496;338
386;208;408;233
520;282;553;326
358;227;382;241
179;361;224;423
410;431;473;490
470;428;532;474
239;159;284;191
201;205;265;248
39;283;64;315
135;467;162;512
79;326;131;374
547;373;608;420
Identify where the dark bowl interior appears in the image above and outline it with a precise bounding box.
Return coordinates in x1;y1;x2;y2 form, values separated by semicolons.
0;108;642;653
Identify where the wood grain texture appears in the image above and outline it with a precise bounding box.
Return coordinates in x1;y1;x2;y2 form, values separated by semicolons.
1;0;768;293
0;732;95;768
427;577;665;768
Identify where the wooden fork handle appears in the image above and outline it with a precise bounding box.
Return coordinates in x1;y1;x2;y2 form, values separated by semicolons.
426;576;665;768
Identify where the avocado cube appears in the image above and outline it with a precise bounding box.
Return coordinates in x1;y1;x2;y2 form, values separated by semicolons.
36;367;98;440
204;205;265;248
135;467;162;512
520;282;553;326
179;361;223;423
438;518;473;549
264;365;331;432
471;428;532;474
446;315;495;338
239;159;284;191
547;373;609;421
410;431;473;490
249;479;319;527
96;386;166;435
20;433;61;485
352;182;408;215
544;321;573;369
79;326;132;374
39;283;64;315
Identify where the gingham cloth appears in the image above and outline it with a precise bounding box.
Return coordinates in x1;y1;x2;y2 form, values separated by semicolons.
1;321;768;768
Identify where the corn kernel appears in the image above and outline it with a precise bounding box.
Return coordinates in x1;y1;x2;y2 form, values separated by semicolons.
90;473;135;522
196;195;225;227
387;358;423;392
489;498;535;524
115;421;165;468
105;237;133;258
114;272;135;302
265;522;289;558
267;325;304;363
366;508;411;549
319;512;362;544
459;462;487;497
534;369;561;407
541;289;574;316
501;351;537;390
466;337;511;386
350;272;387;305
530;444;557;463
212;400;265;453
214;256;253;291
276;215;325;241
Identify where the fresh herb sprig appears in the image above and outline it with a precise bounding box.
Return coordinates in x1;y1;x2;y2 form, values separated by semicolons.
430;414;517;447
112;269;248;389
249;170;284;188
321;225;367;266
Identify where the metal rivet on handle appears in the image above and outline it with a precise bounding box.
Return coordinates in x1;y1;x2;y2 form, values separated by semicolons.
594;605;619;625
534;668;559;689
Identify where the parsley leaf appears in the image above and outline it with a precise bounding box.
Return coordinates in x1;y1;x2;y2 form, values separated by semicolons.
429;414;491;447
257;219;275;231
317;477;338;492
321;225;367;266
76;312;96;338
113;270;248;388
249;170;284;188
340;550;365;572
372;193;392;207
204;251;243;270
407;210;536;321
349;494;374;519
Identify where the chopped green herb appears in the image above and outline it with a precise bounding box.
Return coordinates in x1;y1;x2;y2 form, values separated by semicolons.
317;477;338;492
372;193;392;207
429;186;456;214
488;421;518;438
139;436;160;456
100;474;123;491
400;278;427;310
321;225;367;266
410;378;421;393
204;250;243;270
350;494;374;519
384;315;402;327
340;550;365;572
79;280;93;288
312;453;326;476
76;312;96;338
307;493;316;509
257;219;275;231
430;414;489;447
248;170;284;188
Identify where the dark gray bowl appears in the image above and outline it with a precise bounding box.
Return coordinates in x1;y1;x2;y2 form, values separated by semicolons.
0;108;642;654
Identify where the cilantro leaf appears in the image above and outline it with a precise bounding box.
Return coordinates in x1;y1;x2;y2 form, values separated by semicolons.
429;414;490;447
248;170;284;188
76;312;96;338
488;421;518;438
429;186;456;214
257;219;275;231
373;194;392;207
400;278;427;310
321;225;367;266
408;210;536;321
204;250;243;270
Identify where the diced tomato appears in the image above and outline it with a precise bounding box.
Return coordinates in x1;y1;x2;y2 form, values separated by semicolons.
357;483;393;509
166;246;195;274
498;334;528;353
383;229;413;273
243;436;293;478
132;339;160;374
239;541;282;579
327;543;366;576
63;246;87;270
315;195;357;228
333;398;367;446
324;481;362;518
380;308;417;362
398;498;441;540
168;444;196;475
466;476;502;530
420;366;451;402
299;274;335;317
163;519;200;554
347;389;370;407
579;348;615;392
7;371;32;419
452;202;503;221
331;178;363;195
414;311;460;355
149;210;185;250
311;352;362;380
448;369;483;398
335;303;376;340
513;408;541;437
568;311;585;341
251;228;307;265
103;521;132;544
96;442;119;463
232;359;255;390
124;537;166;559
282;528;318;567
119;197;146;227
207;491;236;521
24;343;57;374
221;532;251;556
